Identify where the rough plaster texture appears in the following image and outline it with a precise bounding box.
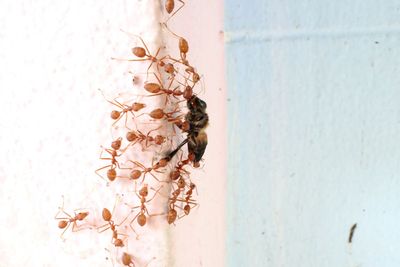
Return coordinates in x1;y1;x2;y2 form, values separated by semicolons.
0;0;226;266
226;1;400;267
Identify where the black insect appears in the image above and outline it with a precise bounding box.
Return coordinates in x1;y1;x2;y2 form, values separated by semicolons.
164;95;208;164
348;223;357;243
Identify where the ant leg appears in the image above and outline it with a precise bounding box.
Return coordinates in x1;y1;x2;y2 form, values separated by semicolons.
54;195;72;219
133;34;152;56
164;138;188;161
71;221;91;232
54;212;72;220
165;0;185;23
146;186;163;203
123;112;131;130
97;223;111;233
144;257;156;267
95;165;113;181
129;212;141;230
162;22;183;39
111;112;126;127
145;126;163;147
111;57;149;62
55;209;73;220
142;170;161;183
60;222;71;240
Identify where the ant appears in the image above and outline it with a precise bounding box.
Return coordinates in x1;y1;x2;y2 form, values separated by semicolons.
55;196;89;240
163;180;197;224
181;182;197;216
165;179;193;224
126;184;162;228
98;201;131;247
156;178;186;224
100;90;146;129
126;126;166;149
143;73;185;103
168;154;191;180
113;32;168;79
95;138;127;182
126;160;164;182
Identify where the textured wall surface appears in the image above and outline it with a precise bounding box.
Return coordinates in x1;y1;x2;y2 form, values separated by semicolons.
226;1;400;267
0;1;163;266
0;0;226;266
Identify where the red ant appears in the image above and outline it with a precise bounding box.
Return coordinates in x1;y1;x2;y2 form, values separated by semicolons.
101;90;146;129
168;154;191;180
159;178;186;224
95;138;126;182
126;160;164;182
55;196;90;240
142;73;188;104
126;126;166;149
112;32;168;78
167;180;197;223
98;199;132;247
126;184;162;229
181;182;197;216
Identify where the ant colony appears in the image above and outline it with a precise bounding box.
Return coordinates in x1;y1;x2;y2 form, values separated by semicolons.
55;1;208;266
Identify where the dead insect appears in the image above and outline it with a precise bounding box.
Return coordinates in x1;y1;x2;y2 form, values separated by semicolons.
164;95;208;166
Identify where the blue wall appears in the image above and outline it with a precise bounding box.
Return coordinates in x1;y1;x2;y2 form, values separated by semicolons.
225;1;400;266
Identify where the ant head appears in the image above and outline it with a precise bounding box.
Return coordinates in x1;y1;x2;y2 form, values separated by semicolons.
114;238;124;247
187;96;207;111
111;138;122;150
139;184;149;197
184;204;191;215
